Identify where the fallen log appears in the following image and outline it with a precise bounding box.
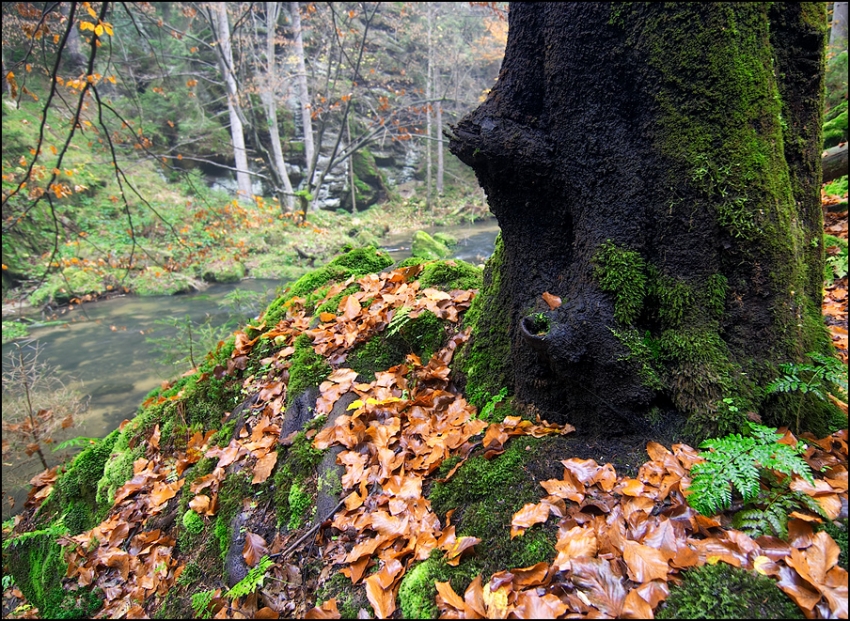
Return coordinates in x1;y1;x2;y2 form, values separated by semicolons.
823;143;848;184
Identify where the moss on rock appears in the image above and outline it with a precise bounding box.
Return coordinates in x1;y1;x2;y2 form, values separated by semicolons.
262;247;393;325
657;563;803;619
411;231;451;261
418;259;482;291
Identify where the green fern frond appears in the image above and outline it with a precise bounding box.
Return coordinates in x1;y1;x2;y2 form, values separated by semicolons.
191;589;217;619
688;423;816;516
225;556;274;600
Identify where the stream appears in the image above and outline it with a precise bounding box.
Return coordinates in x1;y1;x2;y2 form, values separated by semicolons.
1;220;499;517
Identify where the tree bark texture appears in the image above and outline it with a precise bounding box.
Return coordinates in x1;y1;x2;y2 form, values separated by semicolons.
450;3;836;438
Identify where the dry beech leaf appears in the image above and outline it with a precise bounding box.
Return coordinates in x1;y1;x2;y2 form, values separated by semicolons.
252;451;278;484
435;580;466;612
513;591;568;619
541;291;562;310
511;502;553;538
365;573;396;619
305;598;341;619
242;531;268;567
623;540;669;583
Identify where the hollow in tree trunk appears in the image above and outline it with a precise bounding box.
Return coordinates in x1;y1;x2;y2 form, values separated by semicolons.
450;3;839;439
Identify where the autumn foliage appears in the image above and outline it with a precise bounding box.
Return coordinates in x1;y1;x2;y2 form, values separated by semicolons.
4;259;848;620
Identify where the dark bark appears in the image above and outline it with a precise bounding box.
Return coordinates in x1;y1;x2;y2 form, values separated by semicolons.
450;3;836;438
823;144;849;183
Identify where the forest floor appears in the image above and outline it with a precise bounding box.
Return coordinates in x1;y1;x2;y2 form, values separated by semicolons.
1;186;847;620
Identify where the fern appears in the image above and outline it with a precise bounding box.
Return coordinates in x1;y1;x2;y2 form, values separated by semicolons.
385;306;413;339
225;556;274;600
732;475;827;538
191;589;217;619
688;423;814;516
52;436;99;452
767;352;849;402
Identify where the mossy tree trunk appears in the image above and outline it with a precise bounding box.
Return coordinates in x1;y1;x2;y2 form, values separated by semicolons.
450;3;836;437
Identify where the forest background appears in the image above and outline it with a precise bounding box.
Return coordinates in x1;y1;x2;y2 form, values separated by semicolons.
0;1;849;619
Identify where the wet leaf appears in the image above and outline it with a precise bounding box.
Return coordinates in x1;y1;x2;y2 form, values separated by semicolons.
252;451;278;484
542;291;562;310
623;540;669;583
242;532;268;566
365;572;396;618
511;502;553;538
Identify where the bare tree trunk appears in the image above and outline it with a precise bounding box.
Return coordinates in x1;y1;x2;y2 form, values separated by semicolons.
436;69;444;198
426;3;433;209
291;2;315;177
262;3;295;211
830;1;848;50
347;115;357;213
209;3;252;200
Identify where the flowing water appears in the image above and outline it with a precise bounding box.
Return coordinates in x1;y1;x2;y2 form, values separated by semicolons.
1;220;500;517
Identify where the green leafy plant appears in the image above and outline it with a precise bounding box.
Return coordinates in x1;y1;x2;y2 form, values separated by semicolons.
225;556;274;600
731;471;826;538
478;387;509;421
687;423;814;517
824;234;848;280
767;352;848;402
191;589;217;619
146;314;234;370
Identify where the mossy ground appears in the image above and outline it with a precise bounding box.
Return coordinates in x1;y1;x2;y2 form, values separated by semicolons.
656;563;803;619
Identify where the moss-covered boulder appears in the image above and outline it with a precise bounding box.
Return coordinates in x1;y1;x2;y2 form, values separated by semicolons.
411;230;451;261
657;563;803;619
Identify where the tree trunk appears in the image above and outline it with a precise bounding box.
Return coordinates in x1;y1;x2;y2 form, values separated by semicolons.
210;3;253;200
830;1;848;49
450;3;836;439
436;69;444;198
425;3;433;210
261;2;295;212
291;2;315;180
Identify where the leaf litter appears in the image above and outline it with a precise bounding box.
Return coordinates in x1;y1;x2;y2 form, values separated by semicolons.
8;259;849;620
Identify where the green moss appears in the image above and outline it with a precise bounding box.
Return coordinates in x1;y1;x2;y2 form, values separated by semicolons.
433;232;458;247
592;240;647;325
419;260;482;291
398;552;479;619
316;571;370;619
429;438;556;586
214;471;252;564
315;284;360;315
5;525;103;619
211;418;237;447
456;234;512;409
348;310;446;381
657;563;802;619
610;327;665;391
95;430;145;515
262;247;393;325
287;334;332;407
411;231;451;261
176;561;203;587
42;430;121;530
287;481;312;530
182;509;205;535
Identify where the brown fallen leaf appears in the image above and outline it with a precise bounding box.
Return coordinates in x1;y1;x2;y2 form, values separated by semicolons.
542;291;562;310
242;531;268;567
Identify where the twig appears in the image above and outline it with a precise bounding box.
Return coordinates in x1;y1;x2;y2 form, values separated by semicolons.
268;496;346;561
